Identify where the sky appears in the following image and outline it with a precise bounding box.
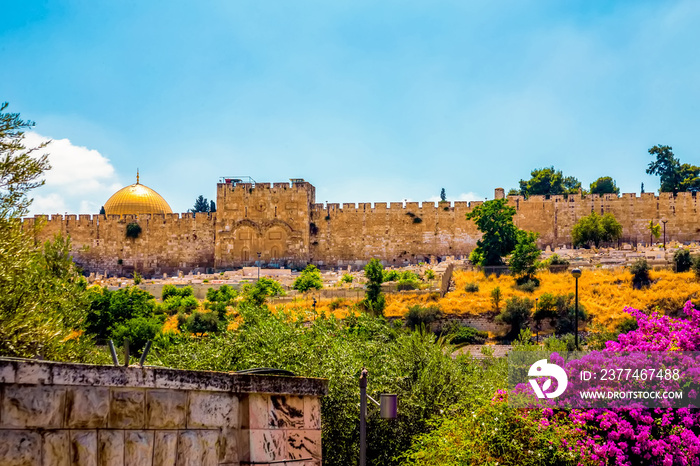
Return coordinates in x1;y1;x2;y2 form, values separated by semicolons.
2;0;699;215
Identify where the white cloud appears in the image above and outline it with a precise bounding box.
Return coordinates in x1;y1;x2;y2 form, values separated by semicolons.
23;132;121;215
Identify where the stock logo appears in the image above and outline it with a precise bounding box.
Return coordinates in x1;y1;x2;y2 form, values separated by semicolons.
528;359;568;399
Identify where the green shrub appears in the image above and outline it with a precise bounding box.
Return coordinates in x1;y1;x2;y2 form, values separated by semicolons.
133;271;142;285
674;249;692;272
515;278;538;292
186;311;220;335
125;222;142;239
397;279;419;291
464;282;479;293
155;305;482;466
364;259;385;316
340;273;353;283
630;258;651;288
424;269;436;280
496;296;533;339
292;265;323;292
241;278;285;306
110;316;162;356
85;286;157;341
490;286;502;312
693;256;700;280
382;269;400;282
328;298;345;311
449;326;488;345
547;253;570;266
405;305;442;330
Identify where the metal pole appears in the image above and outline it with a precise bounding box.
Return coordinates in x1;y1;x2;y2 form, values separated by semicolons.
575;277;579;350
360;367;368;466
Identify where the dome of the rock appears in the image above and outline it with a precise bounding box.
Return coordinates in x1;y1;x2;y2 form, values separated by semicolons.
103;173;173;215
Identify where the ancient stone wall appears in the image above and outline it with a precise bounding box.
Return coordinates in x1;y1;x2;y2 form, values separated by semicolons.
24;213;216;276
214;181;315;269
0;359;326;466
22;181;700;273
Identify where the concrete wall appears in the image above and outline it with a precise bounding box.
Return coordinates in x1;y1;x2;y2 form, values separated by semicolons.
0;359;327;466
23;181;700;273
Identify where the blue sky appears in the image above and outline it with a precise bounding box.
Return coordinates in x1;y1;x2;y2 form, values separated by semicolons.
3;0;699;215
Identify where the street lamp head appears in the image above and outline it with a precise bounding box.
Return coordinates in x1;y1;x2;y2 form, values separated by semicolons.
571;268;582;279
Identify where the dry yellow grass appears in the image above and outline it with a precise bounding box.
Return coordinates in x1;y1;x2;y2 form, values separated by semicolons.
395;269;699;327
280;269;700;328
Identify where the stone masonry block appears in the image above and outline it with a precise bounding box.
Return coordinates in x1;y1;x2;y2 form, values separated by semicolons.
303;396;321;429
1;385;65;428
42;430;69;466
153;431;178;466
70;430;97;466
147;389;187;428
243;429;285;463
176;430;219;466
239;394;269;429
188;391;238;428
65;387;109;428
0;360;15;383
270;395;304;429
15;362;50;385
0;430;41;466
109;388;145;428
287;430;322;461
218;427;239;464
125;431;154;466
98;430;124;466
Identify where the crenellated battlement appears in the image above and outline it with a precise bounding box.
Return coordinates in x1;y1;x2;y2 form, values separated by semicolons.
24;179;700;273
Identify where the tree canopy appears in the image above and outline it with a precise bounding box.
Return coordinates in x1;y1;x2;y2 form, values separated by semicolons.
646;145;700;193
515;167;582;197
589;176;620;195
292;264;323;292
190;195;215;213
571;211;623;248
466;199;519;266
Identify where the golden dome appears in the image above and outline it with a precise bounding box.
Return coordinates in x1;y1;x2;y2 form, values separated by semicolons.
103;172;173;215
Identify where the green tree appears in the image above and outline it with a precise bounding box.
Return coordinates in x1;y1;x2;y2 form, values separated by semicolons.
509;230;541;282
648;220;661;245
674;249;692;273
440;188;446;202
292;264;323;292
209;200;216;212
84;286;158;341
646;145;700;193
363;258;385;315
241;278;285;306
590;176;620;195
466;199;518;266
571;212;623;248
647;145;682;193
0;102;50;217
190;195;211;213
517;167;582;197
99;205;105;215
0;103;92;360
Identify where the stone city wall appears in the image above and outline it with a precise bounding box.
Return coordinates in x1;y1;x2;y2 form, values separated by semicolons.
0;359;327;466
23;213;217;276
22;180;700;273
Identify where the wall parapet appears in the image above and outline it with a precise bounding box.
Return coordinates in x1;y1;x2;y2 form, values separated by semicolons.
0;358;327;465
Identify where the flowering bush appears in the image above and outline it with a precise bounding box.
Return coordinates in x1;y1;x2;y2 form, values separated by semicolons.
544;301;700;466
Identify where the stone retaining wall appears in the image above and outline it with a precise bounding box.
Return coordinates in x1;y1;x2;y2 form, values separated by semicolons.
0;359;327;466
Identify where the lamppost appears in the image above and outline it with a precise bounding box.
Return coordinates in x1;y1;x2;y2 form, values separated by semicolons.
534;297;539;343
256;252;261;281
359;368;397;466
662;220;668;249
571;268;582;350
